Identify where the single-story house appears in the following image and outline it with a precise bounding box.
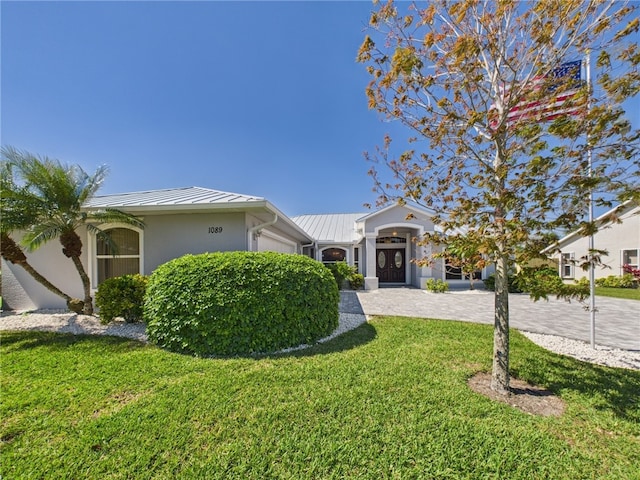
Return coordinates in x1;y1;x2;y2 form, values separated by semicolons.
2;186;494;311
546;201;640;282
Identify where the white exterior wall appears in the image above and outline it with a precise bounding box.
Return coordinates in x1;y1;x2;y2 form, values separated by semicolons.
2;228;88;311
557;205;640;281
3;209;312;311
141;212;247;275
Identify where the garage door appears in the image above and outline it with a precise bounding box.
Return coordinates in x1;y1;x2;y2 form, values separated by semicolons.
257;231;296;253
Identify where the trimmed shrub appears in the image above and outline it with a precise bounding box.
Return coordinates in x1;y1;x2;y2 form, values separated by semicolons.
144;252;339;356
95;274;148;324
349;273;365;290
425;278;449;293
595;274;637;289
326;261;364;290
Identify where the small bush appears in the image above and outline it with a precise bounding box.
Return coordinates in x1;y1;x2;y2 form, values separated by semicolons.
326;261;363;290
349;273;365;290
425;278;449;293
144;252;339;356
326;261;352;289
514;267;564;297
95;274;148;324
575;277;590;287
595;274;637;289
483;273;523;293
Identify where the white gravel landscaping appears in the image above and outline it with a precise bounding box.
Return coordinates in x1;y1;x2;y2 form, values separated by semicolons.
1;309;638;370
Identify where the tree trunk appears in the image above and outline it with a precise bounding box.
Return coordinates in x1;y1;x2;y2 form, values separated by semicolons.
1;232;77;307
59;231;93;315
491;254;510;395
70;254;93;315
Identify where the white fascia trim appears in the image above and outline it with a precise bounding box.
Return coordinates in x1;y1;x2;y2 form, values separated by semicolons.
356;201;436;222
263;201;314;243
372;222;426;237
82;199;270;214
543;200;638;253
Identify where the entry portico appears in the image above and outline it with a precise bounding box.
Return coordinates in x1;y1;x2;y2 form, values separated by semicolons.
292;203;443;290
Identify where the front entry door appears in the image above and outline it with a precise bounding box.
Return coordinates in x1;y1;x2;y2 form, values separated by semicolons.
376;248;406;283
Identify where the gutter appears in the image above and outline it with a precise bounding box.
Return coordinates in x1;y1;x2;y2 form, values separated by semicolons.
248;213;278;251
301;241;317;258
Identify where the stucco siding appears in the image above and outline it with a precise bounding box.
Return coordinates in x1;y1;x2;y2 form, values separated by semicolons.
557;206;640;280
2;229;88;310
142;212;247;274
361;205;434;235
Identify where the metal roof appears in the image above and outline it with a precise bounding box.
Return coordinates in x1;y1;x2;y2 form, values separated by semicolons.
291;213;365;243
84;186;265;209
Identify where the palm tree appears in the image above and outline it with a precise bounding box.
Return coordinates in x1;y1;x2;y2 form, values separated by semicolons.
1;159;80;310
1;147;144;314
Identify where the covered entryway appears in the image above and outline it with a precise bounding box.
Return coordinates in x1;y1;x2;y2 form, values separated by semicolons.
376;248;406;283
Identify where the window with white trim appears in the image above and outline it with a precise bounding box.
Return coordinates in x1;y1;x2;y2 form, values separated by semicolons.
444;257;481;280
622;249;639;270
560;252;574;279
96;227;141;284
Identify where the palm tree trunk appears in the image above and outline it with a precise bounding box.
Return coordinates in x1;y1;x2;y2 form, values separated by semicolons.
59;231;93;315
69;254;93;315
1;232;75;305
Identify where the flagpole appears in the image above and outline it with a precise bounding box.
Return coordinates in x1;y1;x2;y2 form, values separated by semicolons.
586;50;596;349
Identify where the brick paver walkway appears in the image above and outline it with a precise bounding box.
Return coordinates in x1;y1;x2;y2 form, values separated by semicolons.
353;287;640;350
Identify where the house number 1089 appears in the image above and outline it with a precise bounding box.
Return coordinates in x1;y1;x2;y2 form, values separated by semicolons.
208;226;223;234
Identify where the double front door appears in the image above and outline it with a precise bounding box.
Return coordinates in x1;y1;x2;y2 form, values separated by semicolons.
376;248;406;283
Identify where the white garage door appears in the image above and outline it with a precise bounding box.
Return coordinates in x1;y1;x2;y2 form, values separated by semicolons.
257;231;297;254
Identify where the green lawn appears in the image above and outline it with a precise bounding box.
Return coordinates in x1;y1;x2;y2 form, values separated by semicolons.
596;286;640;300
2;317;639;479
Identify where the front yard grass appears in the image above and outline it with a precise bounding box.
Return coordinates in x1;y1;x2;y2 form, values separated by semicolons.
596;286;640;301
2;317;639;479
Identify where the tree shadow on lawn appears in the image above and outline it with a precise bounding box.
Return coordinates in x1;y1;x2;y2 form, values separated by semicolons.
511;348;640;423
0;330;146;354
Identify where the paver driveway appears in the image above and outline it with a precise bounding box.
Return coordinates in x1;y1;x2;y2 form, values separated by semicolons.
355;287;640;350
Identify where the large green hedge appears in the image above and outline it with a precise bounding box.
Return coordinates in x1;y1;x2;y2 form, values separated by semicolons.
144;251;339;356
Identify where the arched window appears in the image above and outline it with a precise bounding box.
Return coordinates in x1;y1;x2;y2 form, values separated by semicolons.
96;227;141;284
322;247;346;264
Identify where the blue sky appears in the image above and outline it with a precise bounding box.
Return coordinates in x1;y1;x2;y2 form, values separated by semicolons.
2;0;394;216
2;1;638;217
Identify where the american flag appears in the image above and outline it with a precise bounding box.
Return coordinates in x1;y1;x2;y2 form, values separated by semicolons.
493;60;584;128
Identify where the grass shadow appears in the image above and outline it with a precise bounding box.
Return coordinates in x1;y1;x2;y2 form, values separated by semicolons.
0;330;147;354
512;336;640;422
256;322;378;359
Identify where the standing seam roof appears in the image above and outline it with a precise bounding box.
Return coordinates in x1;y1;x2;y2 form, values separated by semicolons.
84;186;265;208
291;213;365;243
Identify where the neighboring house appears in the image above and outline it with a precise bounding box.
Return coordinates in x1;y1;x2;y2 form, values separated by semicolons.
2;186;496;311
547;201;640;282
